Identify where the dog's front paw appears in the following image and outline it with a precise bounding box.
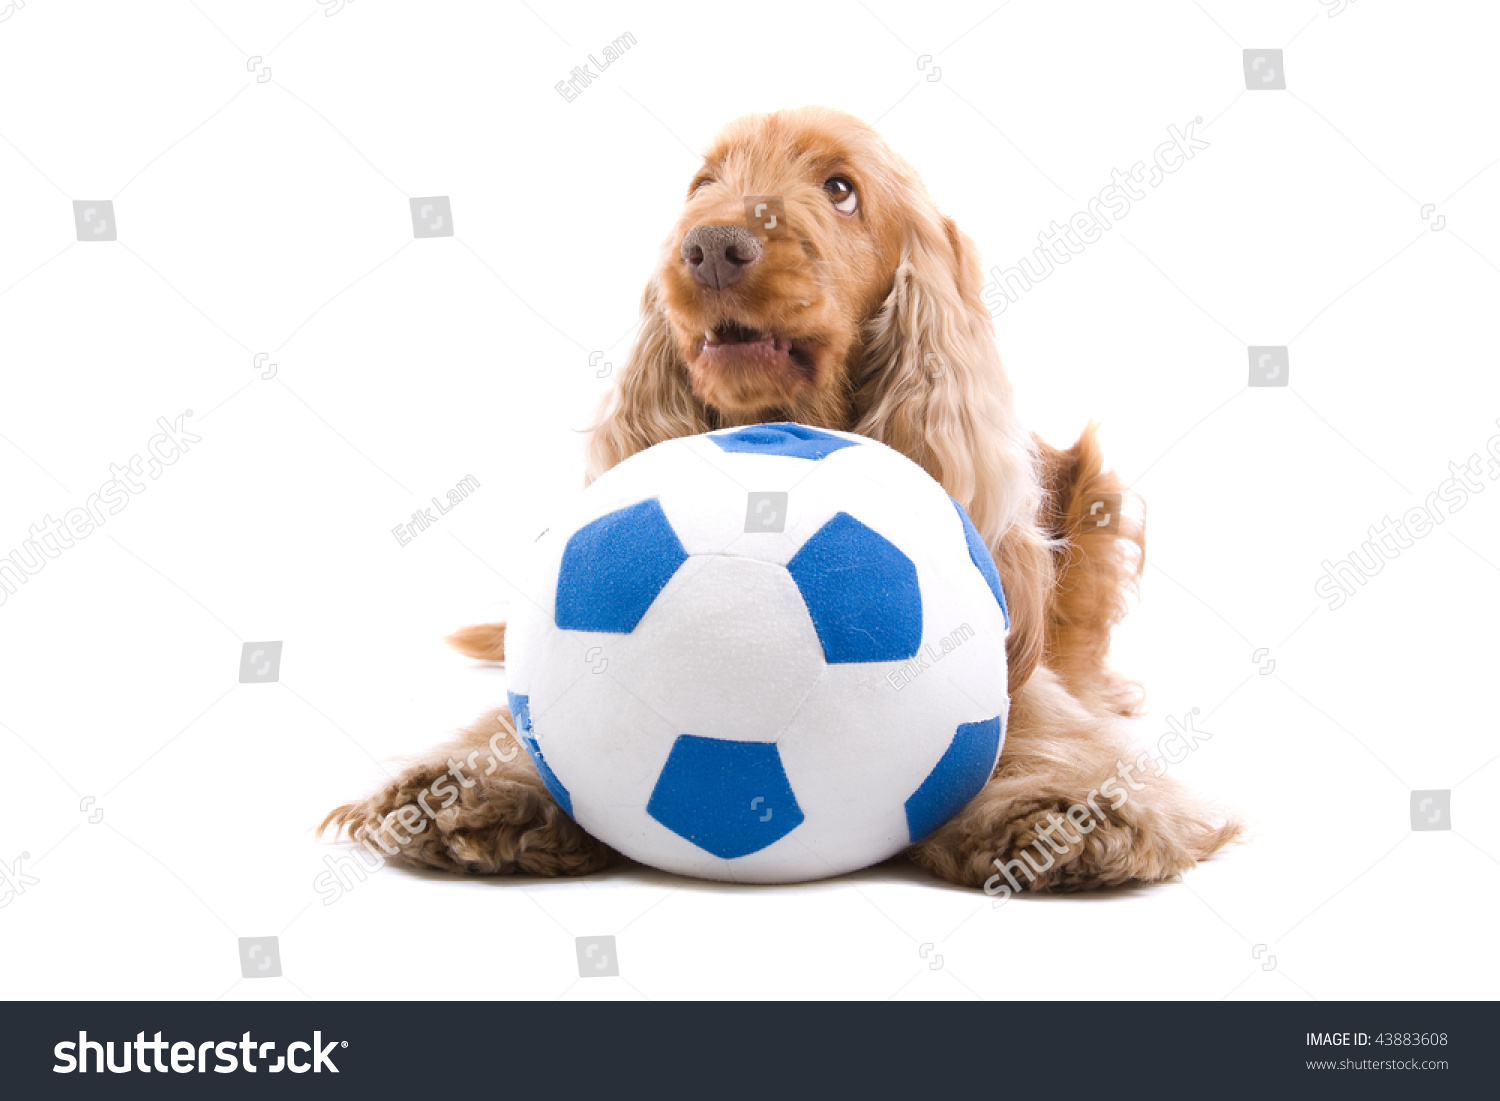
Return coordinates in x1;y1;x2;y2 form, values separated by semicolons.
911;787;1240;893
987;802;1152;892
319;709;618;876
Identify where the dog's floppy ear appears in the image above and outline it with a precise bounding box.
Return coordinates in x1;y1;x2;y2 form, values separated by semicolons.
585;279;712;482
853;213;1052;691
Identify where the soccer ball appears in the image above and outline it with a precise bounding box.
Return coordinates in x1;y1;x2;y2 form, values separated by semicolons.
504;423;1009;883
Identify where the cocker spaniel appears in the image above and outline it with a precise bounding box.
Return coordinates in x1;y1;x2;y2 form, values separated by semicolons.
323;107;1239;892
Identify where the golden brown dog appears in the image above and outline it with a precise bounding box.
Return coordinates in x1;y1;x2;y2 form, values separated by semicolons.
324;107;1239;890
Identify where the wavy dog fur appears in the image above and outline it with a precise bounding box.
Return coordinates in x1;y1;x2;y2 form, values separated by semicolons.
323;107;1239;889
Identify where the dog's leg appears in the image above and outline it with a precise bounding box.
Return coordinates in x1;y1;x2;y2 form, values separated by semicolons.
1034;424;1146;718
907;668;1240;891
319;706;618;876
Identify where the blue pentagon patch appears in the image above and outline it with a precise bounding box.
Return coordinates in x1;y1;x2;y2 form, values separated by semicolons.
786;511;922;663
647;735;805;858
904;716;1003;842
950;498;1009;629
555;498;687;633
709;422;861;461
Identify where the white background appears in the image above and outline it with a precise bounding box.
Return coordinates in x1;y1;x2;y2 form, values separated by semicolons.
1;0;1497;1001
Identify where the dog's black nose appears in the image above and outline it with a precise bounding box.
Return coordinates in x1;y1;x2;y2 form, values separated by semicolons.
681;224;762;291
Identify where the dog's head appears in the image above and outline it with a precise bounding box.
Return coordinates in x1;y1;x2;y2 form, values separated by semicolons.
595;106;1031;524
656;108;914;417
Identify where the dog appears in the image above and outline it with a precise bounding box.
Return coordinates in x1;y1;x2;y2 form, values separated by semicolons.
322;107;1240;891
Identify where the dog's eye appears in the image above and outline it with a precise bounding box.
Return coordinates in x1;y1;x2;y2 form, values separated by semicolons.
691;176;714;194
824;176;858;214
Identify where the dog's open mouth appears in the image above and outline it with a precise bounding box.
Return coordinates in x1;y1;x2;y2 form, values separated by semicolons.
698;322;817;378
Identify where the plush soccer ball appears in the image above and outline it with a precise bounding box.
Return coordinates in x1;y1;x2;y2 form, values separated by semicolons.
504;422;1009;883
